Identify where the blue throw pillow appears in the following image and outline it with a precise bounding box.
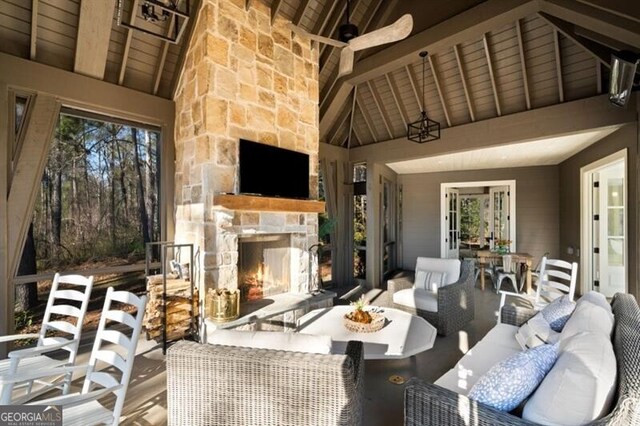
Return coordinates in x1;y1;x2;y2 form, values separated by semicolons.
541;295;576;332
468;344;559;412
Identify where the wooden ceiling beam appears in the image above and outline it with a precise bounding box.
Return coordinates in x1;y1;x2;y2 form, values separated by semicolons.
356;94;378;143
319;1;352;60
405;65;423;112
292;0;311;26
515;19;531;110
352;126;362;146
329;113;350;146
575;0;640;23
538;12;614;68
153;17;176;95
119;0;140;85
553;29;564;103
348;86;358;149
30;0;38;60
74;0;116;79
312;0;339;38
385;73;409;124
321;0;538;135
482;33;501;116
271;0;283;24
540;0;640;48
367;80;393;140
453;44;475;122
428;54;451;127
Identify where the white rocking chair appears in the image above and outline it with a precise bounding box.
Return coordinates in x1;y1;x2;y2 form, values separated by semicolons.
23;287;148;426
498;256;578;323
0;273;94;404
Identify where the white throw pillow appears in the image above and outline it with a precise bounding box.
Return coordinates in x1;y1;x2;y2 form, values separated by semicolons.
523;332;617;425
515;314;560;350
578;291;612;314
560;300;614;341
208;329;332;354
414;269;447;292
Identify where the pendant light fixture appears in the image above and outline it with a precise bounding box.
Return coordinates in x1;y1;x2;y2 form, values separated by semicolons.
407;51;440;143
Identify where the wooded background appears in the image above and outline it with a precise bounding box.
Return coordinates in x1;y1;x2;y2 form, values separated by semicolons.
15;113;160;312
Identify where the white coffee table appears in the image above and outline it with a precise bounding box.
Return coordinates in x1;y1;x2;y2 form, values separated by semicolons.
296;306;437;360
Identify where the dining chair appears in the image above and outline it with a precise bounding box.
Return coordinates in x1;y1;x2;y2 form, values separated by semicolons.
494;255;519;294
0;273;94;404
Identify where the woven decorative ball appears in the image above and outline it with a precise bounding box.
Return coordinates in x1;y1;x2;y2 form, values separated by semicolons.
344;311;385;333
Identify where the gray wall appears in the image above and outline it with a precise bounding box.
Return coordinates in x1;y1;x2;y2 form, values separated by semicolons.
399;166;560;270
559;124;639;298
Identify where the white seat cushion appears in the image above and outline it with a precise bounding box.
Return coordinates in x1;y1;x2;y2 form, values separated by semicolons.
523;331;617;425
415;257;460;285
435;324;521;395
393;288;438;312
208;329;332;354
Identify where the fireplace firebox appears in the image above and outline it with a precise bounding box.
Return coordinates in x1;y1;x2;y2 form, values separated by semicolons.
237;234;291;302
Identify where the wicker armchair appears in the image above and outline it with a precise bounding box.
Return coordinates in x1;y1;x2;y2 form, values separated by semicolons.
167;340;364;426
388;260;475;335
404;293;640;426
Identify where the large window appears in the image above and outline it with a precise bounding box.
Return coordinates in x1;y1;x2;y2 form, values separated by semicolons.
14;108;161;338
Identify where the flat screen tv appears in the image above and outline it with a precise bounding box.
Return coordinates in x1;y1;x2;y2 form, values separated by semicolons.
239;139;310;199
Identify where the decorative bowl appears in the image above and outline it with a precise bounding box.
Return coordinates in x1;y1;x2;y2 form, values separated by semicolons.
343;311;385;333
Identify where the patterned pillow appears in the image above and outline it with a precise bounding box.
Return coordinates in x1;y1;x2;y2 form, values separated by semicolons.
541;295;576;332
414;270;447;292
468;344;559;412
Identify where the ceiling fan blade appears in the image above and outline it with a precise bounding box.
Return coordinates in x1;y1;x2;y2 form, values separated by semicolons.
338;46;355;78
348;14;413;52
286;23;348;48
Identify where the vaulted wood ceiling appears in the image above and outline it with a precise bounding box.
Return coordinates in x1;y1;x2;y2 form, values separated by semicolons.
0;0;638;146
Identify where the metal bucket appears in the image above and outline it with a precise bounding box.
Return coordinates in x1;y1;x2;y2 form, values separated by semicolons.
207;289;240;322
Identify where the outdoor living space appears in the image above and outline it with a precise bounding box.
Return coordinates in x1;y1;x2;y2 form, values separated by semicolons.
1;0;640;425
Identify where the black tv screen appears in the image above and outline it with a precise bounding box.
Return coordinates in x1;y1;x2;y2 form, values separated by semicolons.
239;139;310;199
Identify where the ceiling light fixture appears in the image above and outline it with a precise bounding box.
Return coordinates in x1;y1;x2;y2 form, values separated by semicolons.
407;51;440;143
116;0;190;44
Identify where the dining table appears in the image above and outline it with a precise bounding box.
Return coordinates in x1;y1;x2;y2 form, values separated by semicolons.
476;250;534;293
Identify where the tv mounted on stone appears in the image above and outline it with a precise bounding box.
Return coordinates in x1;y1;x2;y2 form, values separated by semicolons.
239;139;310;199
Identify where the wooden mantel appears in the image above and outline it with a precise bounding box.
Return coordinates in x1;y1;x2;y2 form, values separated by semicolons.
214;194;325;213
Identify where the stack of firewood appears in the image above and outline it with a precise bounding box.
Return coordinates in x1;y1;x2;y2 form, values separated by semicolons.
144;274;198;342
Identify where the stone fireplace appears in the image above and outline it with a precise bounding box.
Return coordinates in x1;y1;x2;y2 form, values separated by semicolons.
171;0;321;327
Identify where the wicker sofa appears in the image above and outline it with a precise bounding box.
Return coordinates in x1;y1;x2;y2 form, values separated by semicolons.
388;258;475;335
404;292;640;425
166;339;364;426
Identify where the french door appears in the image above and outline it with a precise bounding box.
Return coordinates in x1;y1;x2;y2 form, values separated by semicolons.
590;160;626;297
489;186;511;251
446;188;460;259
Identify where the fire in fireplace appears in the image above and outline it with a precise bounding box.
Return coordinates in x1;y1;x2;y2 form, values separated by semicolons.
238;234;291;302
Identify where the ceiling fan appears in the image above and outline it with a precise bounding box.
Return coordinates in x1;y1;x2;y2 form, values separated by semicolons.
287;1;413;77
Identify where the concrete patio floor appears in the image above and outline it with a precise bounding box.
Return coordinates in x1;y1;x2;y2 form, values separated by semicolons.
68;282;502;425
